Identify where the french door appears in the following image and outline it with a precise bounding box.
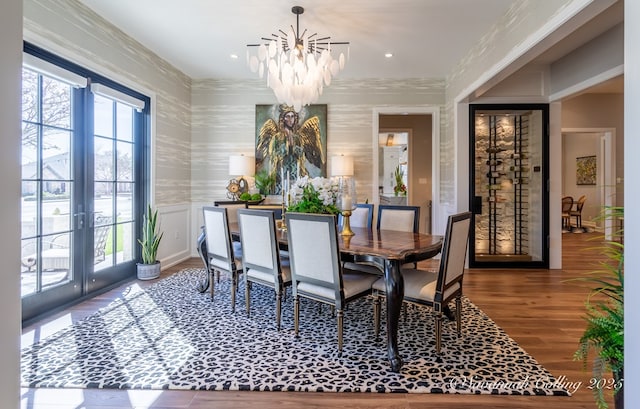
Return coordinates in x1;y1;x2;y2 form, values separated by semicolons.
20;45;148;321
469;104;549;268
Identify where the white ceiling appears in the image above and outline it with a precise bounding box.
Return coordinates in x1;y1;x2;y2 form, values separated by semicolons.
79;0;518;80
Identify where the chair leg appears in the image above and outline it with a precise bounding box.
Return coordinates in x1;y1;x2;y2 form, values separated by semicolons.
294;296;300;338
373;294;381;341
231;274;237;313
210;269;216;301
216;269;220;284
455;296;462;337
435;310;443;354
245;281;251;317
337;309;344;357
275;292;282;331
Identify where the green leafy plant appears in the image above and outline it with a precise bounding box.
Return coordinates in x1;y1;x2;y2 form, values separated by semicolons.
254;169;276;195
571;206;624;409
393;165;406;196
137;205;163;264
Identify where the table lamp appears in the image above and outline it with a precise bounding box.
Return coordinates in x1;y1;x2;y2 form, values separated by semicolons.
227;154;255;200
331;155;356;236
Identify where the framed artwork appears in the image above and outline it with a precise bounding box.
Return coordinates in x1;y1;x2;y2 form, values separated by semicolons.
576;155;597;185
255;104;327;194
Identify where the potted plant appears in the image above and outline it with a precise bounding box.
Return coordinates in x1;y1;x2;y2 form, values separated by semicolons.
254;169;276;196
393;165;406;197
572;206;624;409
136;204;164;280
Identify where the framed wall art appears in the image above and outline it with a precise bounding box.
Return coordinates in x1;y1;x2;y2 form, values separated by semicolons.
255;104;327;194
576;155;597;185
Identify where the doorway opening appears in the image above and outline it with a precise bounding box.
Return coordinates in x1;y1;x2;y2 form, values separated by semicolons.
372;107;439;234
561;128;616;239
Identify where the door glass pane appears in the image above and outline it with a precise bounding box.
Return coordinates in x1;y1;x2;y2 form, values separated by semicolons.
471;105;547;266
41;232;71;287
116;141;133;182
22;70;38;122
22;123;38;179
94;181;114;221
94;95;113;137
43;127;71;179
42;76;71;128
116;103;133;142
21;238;38;296
95;136;114;181
120;221;134;263
21;181;38;238
94;215;113;271
117;182;134;222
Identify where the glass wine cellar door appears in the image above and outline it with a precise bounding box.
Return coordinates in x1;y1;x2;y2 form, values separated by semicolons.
469;104;549;268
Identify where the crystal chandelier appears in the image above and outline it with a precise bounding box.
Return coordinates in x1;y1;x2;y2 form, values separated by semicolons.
247;6;349;112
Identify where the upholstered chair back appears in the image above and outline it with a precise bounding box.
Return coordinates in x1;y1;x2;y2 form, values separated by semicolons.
377;205;420;233
202;206;236;273
339;203;374;229
237;209;283;285
214;200;248;225
286;213;343;306
435;212;472;300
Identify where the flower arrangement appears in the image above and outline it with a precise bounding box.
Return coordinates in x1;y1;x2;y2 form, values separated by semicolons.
287;176;340;215
394;165;407;196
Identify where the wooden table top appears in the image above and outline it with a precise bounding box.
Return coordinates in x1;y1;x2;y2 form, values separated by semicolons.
272;225;443;262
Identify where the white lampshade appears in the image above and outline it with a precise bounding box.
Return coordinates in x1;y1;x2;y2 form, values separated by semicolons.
331;155;354;176
229;154;255;176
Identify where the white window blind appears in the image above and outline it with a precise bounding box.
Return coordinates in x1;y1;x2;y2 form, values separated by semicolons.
22;53;88;88
90;83;145;111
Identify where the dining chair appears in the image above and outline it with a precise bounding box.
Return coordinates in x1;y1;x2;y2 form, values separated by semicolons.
378;204;421;269
237;208;291;330
338;203;374;230
373;211;472;354
561;196;573;230
377;204;420;233
214;200;247;274
213;200;247;225
570;195;587;230
285;212;379;356
202;206;243;311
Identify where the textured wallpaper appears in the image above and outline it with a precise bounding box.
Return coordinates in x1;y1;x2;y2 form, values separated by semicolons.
191;78;445;205
23;0;193;207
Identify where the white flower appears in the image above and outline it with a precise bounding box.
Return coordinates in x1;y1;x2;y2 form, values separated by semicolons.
289;176;339;207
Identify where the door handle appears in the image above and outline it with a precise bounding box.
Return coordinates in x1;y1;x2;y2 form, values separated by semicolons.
472;196;482;214
74;212;85;229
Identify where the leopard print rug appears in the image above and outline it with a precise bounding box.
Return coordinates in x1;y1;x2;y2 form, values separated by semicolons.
21;268;569;395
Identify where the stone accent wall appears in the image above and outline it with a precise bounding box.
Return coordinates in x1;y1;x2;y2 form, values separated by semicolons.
474;114;531;255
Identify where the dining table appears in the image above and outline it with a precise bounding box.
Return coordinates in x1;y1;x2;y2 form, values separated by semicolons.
197;222;443;373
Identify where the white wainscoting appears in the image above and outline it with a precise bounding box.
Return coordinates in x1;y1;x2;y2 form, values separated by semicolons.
191;201;212;260
156;203;193;269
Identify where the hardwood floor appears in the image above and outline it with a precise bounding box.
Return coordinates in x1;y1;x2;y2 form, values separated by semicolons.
21;231;615;408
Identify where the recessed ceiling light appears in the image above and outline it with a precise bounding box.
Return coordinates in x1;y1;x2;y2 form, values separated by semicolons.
384;53;393;58
230;54;238;59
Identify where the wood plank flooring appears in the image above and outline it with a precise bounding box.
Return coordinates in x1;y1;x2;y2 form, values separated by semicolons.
21;231;616;408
